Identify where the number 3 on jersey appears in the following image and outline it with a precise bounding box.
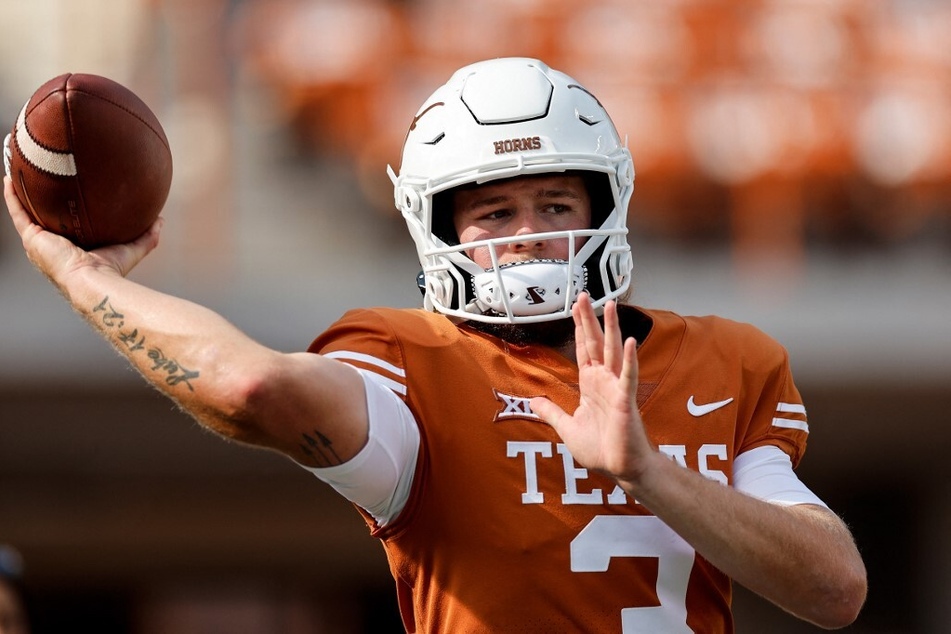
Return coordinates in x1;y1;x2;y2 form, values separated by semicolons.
571;515;695;633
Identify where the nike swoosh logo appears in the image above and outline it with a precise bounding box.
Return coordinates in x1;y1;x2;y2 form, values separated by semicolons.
687;396;735;417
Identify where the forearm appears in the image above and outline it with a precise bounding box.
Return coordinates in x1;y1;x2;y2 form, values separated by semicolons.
624;453;867;629
61;266;273;437
56;266;370;465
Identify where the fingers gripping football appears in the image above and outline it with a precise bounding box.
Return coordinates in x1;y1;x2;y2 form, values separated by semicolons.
5;73;172;249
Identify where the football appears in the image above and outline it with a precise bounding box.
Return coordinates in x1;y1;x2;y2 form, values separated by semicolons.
6;73;172;249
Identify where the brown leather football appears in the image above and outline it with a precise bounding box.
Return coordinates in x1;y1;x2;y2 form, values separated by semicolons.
6;73;172;249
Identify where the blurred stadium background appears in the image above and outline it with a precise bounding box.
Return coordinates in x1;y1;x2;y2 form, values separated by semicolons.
0;0;949;631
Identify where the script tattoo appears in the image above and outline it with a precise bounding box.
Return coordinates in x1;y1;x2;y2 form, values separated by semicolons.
93;296;125;328
299;430;342;467
92;296;200;391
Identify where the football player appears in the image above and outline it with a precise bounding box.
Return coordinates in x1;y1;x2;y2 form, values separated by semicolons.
4;57;866;632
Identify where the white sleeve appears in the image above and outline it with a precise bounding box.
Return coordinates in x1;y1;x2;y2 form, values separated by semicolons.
733;445;828;508
301;370;420;527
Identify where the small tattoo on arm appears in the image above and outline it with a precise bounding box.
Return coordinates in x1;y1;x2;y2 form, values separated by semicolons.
92;295;200;392
300;430;342;467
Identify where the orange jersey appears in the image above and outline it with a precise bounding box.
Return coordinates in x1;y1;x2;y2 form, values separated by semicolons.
309;305;810;633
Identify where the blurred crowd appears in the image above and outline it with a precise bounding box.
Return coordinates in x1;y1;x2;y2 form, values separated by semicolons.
0;0;947;261
234;0;951;256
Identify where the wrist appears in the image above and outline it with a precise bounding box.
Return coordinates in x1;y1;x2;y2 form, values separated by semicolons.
614;449;675;501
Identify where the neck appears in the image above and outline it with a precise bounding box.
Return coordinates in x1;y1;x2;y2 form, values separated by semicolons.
465;317;577;359
555;338;577;363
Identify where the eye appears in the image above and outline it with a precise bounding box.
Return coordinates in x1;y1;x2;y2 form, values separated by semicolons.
479;208;512;221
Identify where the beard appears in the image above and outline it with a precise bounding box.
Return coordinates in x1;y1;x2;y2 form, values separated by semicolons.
466;315;576;349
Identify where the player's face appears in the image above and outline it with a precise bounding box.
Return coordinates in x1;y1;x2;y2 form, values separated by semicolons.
452;174;592;269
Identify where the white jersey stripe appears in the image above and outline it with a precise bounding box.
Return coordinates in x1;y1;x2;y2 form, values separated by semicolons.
777;402;807;415
324;350;406;378
772;417;809;433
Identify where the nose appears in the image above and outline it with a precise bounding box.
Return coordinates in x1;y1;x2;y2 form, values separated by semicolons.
511;218;547;253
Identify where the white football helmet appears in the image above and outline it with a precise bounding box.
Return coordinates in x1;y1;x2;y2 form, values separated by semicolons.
388;57;634;324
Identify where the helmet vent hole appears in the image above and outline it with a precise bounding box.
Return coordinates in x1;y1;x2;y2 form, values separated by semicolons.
424;132;446;145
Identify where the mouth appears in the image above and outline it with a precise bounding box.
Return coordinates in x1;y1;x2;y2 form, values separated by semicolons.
484;258;569;272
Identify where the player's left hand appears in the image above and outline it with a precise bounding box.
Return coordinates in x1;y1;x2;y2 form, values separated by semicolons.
531;293;657;486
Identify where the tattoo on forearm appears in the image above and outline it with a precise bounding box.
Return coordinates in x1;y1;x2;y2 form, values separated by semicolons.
92;296;200;391
299;430;342;467
93;296;125;328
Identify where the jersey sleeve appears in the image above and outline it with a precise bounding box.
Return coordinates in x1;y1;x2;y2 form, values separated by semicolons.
303;309;422;526
737;332;811;468
308;308;409;402
302;370;419;526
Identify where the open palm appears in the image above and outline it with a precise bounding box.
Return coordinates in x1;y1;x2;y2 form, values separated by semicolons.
531;294;654;486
